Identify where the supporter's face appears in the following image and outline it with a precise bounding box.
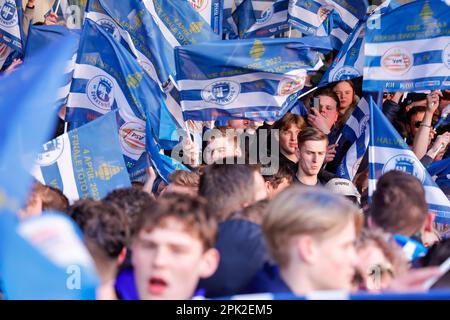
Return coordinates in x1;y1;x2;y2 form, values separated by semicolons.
279;125;301;156
308;219;358;291
206;136;240;163
252;171;268;202
409;111;426;137
296;140;327;176
333;82;354;113
228;119;251;129
356;245;393;292
131;219;215;300
318;95;339;128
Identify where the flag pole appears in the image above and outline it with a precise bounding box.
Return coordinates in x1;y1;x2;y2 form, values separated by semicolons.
54;0;62;13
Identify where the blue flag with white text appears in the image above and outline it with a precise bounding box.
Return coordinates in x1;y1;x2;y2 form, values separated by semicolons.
175;36;332;122
32;111;131;203
368;97;450;224
363;0;450;92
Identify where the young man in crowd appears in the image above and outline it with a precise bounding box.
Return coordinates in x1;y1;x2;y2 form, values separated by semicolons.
68;200;129;300
204;127;242;164
118;193;220;300
160;170;200;196
368;171;433;262
294;127;334;186
252;187;362;295
263;163;294;199
199;160;267;221
19;182;69;219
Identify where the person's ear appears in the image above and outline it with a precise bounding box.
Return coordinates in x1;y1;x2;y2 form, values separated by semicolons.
117;247;127;266
297;235;316;264
265;181;273;195
423;212;436;232
199;248;220;279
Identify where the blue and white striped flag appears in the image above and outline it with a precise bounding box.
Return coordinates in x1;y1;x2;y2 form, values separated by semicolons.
363;0;450;92
368;97;450;225
233;0;290;39
288;0;368;50
24;25;80;110
188;0;224;34
175;36;332;122
66;18;165;175
319;19;364;86
0;0;24;53
32;111;131;203
336;95;370;180
0;42;11;70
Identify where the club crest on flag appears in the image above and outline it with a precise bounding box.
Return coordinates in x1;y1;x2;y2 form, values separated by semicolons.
381;47;413;75
97;18;121;42
119;122;146;156
201;81;241;105
419;0;433;22
36;137;65;167
278;72;306;96
250;40;265;60
331;66;361;82
443;44;450;69
382;155;426;183
188;0;208;12
87;75;115;110
0;0;17;27
256;7;274;25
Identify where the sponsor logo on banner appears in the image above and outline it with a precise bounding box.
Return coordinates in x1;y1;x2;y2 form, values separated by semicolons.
0;0;18;27
382;154;425;183
97;18;121;42
331;66;361;82
201;81;241;105
87;75;115;110
278;72;306;96
188;0;208;12
36;137;65;166
381;47;413;75
119;122;146;156
443;44;450;69
256;7;273;25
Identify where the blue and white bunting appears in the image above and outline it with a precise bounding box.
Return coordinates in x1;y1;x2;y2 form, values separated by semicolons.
368;97;450;224
363;0;450;92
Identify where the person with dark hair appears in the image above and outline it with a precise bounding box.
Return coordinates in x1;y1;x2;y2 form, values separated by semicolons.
368;171;434;262
308;88;340;136
199;159;267;221
332;80;359;126
263;163;293;199
68;199;129;300
117;193;219;300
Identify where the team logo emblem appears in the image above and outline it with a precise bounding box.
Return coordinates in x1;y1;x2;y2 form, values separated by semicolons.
278;71;306;96
0;0;18;27
382;154;425;183
331;66;361;82
256;7;273;25
97;18;121;42
36;137;64;166
442;44;450;69
119;122;146;157
87;76;115;110
202;81;240;105
359;115;370;136
188;0;208;12
381;47;412;75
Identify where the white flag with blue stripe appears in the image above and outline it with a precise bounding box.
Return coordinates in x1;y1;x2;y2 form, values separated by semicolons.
175;36;332;122
188;0;224;34
368;97;450;225
319;19;364;86
363;0;450;92
336;95;370;180
288;0;368;50
0;0;24;53
32;111;131;203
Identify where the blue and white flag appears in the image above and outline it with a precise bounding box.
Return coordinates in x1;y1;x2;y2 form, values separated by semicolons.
368;97;450;224
175;36;332;122
0;35;77;214
288;0;368;50
233;0;290;39
0;42;11;70
0;0;24;53
0;212;98;299
48;0;87;29
222;0;239;38
363;0;450;92
319;19;364;86
66;18;166;174
188;0;224;34
24;25;80;109
336;96;370;180
427;158;450;195
32;112;131;203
